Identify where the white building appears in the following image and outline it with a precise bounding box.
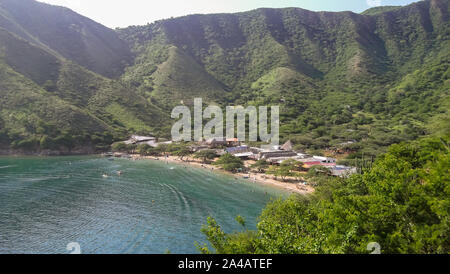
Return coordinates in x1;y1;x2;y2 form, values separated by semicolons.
124;135;157;146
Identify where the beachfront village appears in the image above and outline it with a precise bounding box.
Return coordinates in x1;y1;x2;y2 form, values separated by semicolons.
109;135;358;194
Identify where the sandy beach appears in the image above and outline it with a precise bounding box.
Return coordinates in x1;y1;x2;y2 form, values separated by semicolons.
131;155;314;195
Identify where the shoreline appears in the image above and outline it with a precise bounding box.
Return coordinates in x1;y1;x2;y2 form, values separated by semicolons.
131;155;314;195
0;153;314;195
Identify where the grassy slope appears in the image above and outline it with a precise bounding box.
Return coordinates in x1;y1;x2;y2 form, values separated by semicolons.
0;0;133;78
0;23;170;151
0;60;109;137
0;0;448;155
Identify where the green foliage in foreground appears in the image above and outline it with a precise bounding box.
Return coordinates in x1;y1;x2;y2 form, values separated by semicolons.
199;137;449;254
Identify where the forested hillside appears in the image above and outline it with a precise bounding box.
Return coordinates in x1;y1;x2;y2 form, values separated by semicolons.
0;0;448;156
0;0;169;154
0;0;132;77
119;0;449;156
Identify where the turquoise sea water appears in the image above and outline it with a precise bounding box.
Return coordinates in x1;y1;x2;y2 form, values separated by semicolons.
0;156;288;254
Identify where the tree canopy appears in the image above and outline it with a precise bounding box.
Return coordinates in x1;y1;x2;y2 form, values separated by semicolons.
214;154;245;173
194;150;218;163
199;137;450;254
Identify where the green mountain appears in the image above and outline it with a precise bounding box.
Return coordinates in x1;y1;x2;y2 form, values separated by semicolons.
0;0;169;154
0;0;132;77
118;0;449;156
0;0;448;155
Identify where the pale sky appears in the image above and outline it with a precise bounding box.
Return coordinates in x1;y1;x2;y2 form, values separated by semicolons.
38;0;421;29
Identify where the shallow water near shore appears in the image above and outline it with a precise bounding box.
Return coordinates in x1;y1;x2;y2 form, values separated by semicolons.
0;156;288;254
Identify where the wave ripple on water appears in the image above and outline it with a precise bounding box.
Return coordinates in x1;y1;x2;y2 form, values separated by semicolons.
0;156;287;254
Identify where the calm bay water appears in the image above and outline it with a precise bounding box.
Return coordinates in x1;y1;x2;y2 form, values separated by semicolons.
0;156;287;254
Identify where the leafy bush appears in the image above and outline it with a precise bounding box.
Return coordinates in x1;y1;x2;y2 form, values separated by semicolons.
199;137;450;254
